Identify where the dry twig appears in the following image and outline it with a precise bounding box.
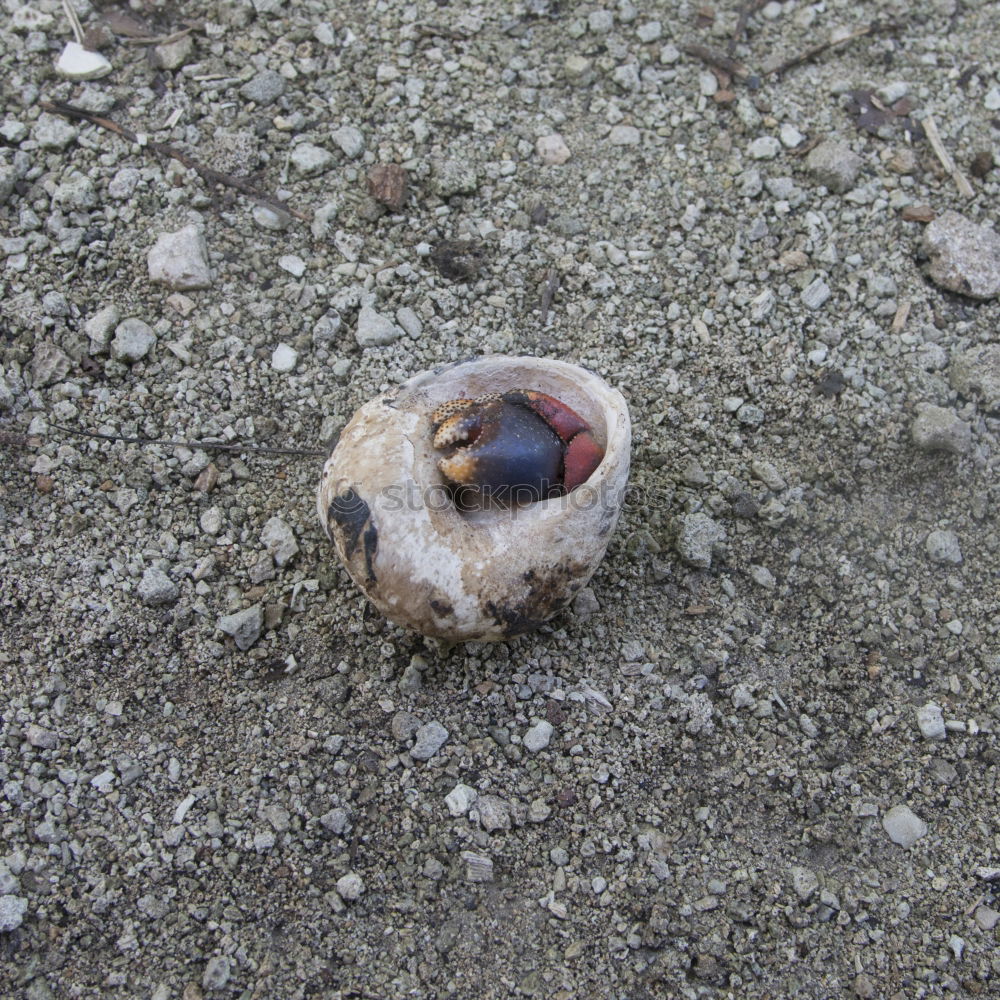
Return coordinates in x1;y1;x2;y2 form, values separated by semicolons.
767;21;898;78
922;114;975;199
38;100;310;222
682;43;760;87
49;424;327;458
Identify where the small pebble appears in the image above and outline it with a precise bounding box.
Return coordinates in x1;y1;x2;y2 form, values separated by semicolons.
924;529;962;565
676;513;725;569
138;567;179;607
355;305;402;347
202;956;231;991
910;403;971;455
523;720;554;753
445;783;478;816
147;225;212;290
882;804;927;848
949;344;1000;412
462;851;494;883
536;133;571;165
806;140;863;192
111;319;156;363
260;516;298;566
922;211;1000;300
0;895;28;932
336;872;365;900
217;605;264;651
410;721;449;760
916;703;946;740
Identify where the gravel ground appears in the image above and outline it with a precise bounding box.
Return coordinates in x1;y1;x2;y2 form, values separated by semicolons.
2;1;999;998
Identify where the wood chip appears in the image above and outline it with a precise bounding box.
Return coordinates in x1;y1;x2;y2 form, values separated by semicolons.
890;300;911;334
922;114;974;199
901;204;935;222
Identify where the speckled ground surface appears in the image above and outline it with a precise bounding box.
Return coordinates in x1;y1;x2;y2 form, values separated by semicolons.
2;2;999;998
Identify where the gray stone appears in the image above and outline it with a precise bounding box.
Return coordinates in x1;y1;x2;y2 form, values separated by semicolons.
34;114;77;150
410;721;449;760
84;304;120;354
676;513;725;569
336;872;364;900
391;711;420;743
882;804;927;848
949;344;1000;411
155;35;194;70
922;211;1000;300
240;70;286;105
217;605;264;650
801;278;831;310
806;140;863;193
573;587;600;617
31;342;71;388
475;795;511;832
910;403;971;455
147;225;212;290
111;319;156;363
271;343;297;373
332;125;365;159
461;851;494;882
916;703;946;740
395;307;423;339
53;172;96;210
790;865;819;901
355;305;402;347
290;142;333;176
25;724;57;749
0;894;28;932
138;567;179;606
261;516;298;566
925;529;962;565
432;159;478;197
320;806;350;835
445;783;478;816
202;956;231;991
748;136;781;160
523;720;554;753
608;124;641;146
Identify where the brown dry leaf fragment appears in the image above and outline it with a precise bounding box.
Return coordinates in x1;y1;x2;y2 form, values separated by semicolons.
430;239;486;282
970;151;995;178
367;164;408;212
846;89;923;140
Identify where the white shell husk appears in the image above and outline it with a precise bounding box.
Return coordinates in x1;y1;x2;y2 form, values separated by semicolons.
317;356;631;641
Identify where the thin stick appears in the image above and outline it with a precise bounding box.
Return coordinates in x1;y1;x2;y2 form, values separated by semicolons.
38;100;310;222
890;300;911;334
62;0;84;44
767;22;897;78
729;0;770;55
48;424;327;458
681;44;760;87
922;114;975;199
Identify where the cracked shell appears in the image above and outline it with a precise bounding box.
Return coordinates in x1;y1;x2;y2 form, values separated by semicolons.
317;356;631;641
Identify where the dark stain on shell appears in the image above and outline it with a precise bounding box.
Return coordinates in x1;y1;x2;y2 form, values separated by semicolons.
429;598;454;618
328;489;378;583
486;561;590;637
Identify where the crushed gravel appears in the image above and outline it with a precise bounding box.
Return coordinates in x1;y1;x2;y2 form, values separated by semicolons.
2;1;999;998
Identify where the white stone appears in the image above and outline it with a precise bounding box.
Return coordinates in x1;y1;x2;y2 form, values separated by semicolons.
332;125;365;158
271;343;297;373
445;783;478;816
882;804;927;848
0;895;28;932
336;872;365;900
291;142;333;175
261;516;299;566
317;357;631;641
56;41;112;80
355;305;402;347
925;529;962;565
147;225;212;290
536;133;571;165
111;319;156;363
749;137;781;160
523;720;554;753
85;304;120;354
916;703;946;740
278;254;305;277
608;124;641;146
